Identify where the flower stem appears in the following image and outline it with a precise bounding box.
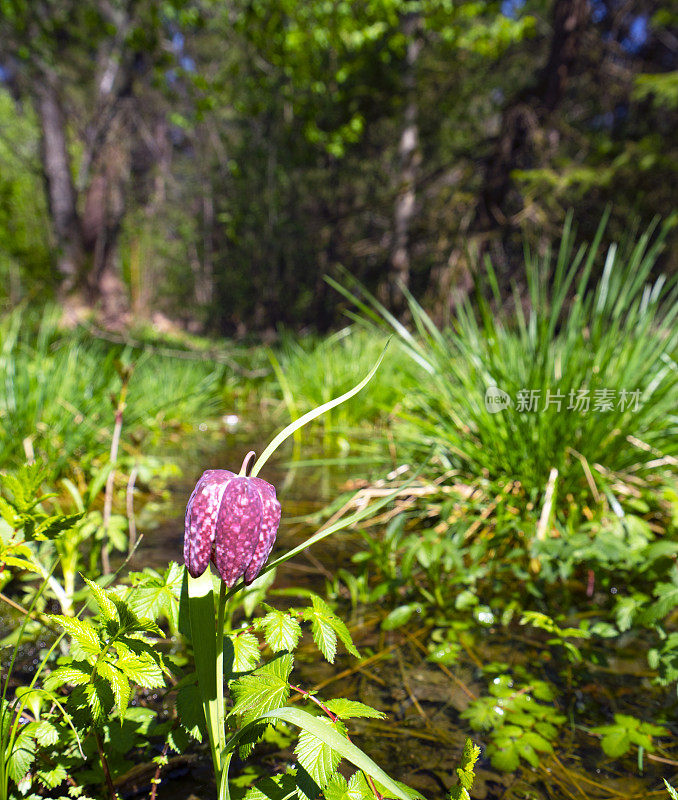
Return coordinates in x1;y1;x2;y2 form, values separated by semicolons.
216;581;227;773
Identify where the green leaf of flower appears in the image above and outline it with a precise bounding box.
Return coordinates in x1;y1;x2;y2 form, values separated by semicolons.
325;699;386;720
295;716;346;787
261;610;302;652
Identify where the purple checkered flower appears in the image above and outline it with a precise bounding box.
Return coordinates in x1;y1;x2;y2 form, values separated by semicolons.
184;465;281;587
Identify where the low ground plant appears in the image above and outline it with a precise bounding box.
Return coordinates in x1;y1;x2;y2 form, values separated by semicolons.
327;216;678;777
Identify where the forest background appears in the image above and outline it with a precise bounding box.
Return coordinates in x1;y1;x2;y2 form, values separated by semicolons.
1;0;676;331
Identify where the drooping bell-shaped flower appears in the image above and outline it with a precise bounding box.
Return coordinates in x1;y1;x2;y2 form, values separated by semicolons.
184;459;281;587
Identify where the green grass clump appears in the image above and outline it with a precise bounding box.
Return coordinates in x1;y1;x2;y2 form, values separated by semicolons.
335;215;678;506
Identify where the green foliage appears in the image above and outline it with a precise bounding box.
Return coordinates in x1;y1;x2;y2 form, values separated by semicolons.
181;546;424;800
448;739;481;800
0;307;224;478
0;464;83;544
461;668;565;772
0;561;187;799
0;464;85;612
0;90;51;294
45;583;166;728
336;217;678;504
271;328;420;442
590;714;668;759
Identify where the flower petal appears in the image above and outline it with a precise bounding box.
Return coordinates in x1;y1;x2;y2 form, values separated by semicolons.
212;477;263;586
184;470;234;578
243;478;281;584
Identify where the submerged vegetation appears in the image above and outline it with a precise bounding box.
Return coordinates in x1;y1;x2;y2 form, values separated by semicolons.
1;221;677;799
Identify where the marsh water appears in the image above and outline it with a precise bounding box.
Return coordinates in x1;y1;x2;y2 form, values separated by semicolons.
129;425;677;800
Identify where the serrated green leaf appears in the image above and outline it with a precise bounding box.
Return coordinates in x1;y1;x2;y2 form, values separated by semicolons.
230;654;292;724
321;607;359;659
350;771;422;800
49;616;101;659
325;772;373;800
238;722;268;759
115;650;165;689
243;773;299;800
0;495;18;526
1;472;27;508
176;682;204;742
34;513;84;540
0;555;41;574
97;661;131;720
449;738;481;799
295;716;345;787
303;607;337;663
44;663;92;691
34;720;59;747
232;707;415;800
125;564;182;632
37;763;67;789
325;699;386;720
111;597;162;636
84;674;114;726
82;576;117;621
8;727;36;782
230;631;261;673
168;725;191;753
262;610;302;652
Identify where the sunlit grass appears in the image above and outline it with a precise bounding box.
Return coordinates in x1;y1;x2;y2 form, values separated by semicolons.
0;307;226;477
333;215;678;507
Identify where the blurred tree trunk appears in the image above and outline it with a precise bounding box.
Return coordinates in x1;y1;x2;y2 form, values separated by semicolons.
36;78;83;287
379;7;422;314
478;0;590;230
428;0;590;315
36;75;130;323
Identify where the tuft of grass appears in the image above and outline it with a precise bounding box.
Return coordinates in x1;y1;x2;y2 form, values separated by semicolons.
0;306;226;477
332;215;678;506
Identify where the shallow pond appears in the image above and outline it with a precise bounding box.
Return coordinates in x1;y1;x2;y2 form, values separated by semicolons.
129;425;678;800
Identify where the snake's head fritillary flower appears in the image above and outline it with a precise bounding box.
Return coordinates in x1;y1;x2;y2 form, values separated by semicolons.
184;459;281;587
